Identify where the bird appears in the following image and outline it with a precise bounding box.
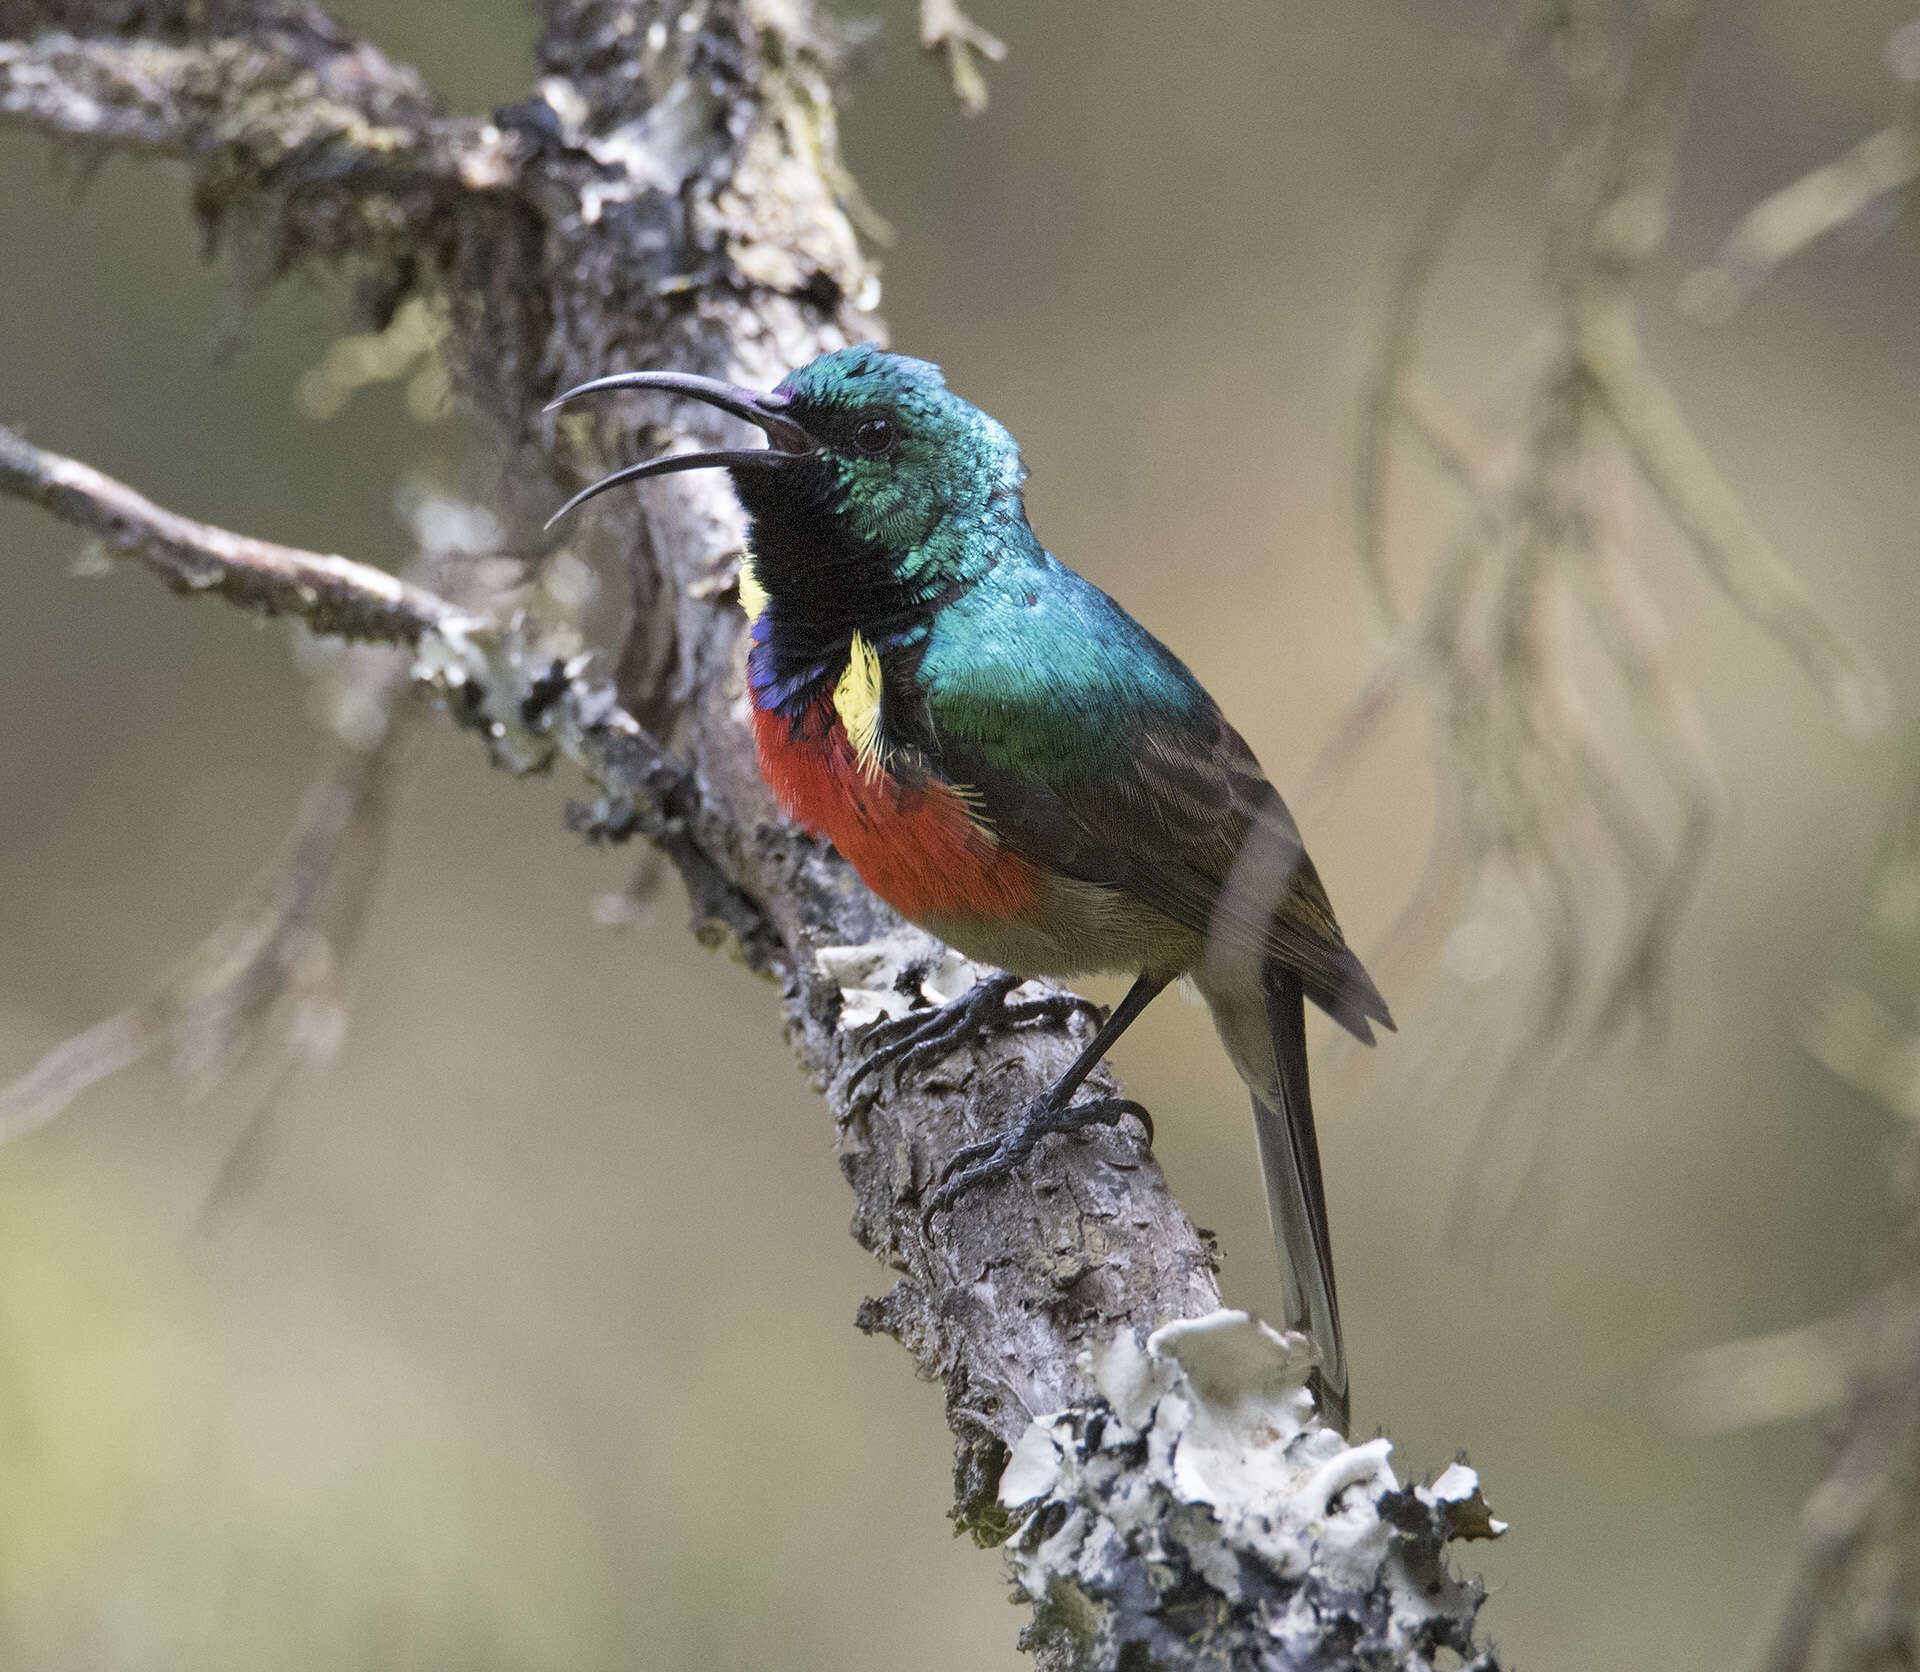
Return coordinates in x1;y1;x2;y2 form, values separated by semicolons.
546;345;1392;1430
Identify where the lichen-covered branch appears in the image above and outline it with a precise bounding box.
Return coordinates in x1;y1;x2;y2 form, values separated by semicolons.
1;359;1497;1672
0;9;520;288
0;2;1500;1663
0;422;695;848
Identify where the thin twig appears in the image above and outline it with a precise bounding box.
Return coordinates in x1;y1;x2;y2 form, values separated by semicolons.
0;421;696;860
0;728;399;1143
1575;291;1889;738
0;425;476;646
1682;119;1920;324
1353;0;1551;625
919;0;1006;115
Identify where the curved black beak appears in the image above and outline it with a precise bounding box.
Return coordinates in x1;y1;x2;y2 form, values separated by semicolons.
543;371;814;529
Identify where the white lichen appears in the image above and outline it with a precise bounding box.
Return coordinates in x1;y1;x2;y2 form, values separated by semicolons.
1000;1310;1500;1668
814;932;984;1029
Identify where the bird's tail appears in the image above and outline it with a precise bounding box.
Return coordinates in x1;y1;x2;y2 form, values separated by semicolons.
1251;966;1345;1428
1198;962;1348;1430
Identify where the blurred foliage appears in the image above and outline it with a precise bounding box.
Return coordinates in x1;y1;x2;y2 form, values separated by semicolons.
1735;752;1920;1672
0;1156;198;1639
1340;0;1892;1264
0;1156;613;1670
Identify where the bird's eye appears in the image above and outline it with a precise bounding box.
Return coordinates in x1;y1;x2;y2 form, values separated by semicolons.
853;415;895;456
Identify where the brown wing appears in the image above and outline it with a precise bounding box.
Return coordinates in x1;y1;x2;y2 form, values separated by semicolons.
940;700;1393;1043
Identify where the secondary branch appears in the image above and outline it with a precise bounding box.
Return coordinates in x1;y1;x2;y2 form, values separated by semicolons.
0;425;473;644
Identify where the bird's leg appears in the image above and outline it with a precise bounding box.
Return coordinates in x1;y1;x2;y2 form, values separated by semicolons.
846;970;1105;1099
921;972;1170;1234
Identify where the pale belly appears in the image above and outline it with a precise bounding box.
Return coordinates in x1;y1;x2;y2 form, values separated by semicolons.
916;870;1202;983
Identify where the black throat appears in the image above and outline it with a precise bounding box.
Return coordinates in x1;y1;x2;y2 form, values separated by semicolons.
732;460;949;715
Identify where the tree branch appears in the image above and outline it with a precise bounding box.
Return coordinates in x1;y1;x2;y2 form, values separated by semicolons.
0;424;475;644
0;3;1501;1663
0;6;522;311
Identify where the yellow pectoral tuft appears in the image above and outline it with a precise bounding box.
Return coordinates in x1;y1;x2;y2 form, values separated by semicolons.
834;631;889;781
945;779;999;843
737;555;769;623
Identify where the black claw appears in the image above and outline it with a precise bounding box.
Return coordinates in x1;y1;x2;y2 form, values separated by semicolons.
847;971;1015;1097
845;972;1103;1100
920;1095;1154;1238
1125;1100;1155;1148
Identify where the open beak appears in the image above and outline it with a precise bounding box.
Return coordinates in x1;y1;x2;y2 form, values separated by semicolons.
543;371;814;529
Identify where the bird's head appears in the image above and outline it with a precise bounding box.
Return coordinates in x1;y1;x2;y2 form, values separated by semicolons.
547;345;1025;606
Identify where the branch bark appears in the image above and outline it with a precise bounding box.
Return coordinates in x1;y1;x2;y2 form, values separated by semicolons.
0;4;1501;1664
0;425;476;643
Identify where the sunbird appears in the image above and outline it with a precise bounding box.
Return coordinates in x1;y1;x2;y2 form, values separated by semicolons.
548;346;1391;1428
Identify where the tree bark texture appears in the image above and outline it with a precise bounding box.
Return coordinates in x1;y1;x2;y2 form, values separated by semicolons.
0;4;1501;1665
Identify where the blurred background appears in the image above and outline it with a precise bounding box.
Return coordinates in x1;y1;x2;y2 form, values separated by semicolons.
2;1;1918;1666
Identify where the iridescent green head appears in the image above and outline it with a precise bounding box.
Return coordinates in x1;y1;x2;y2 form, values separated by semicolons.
545;346;1027;613
756;344;1025;555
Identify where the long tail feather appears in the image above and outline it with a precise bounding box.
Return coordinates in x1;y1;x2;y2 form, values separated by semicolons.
1250;966;1348;1429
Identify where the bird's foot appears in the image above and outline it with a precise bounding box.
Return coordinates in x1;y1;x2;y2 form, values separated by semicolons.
920;1092;1154;1236
846;971;1103;1099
